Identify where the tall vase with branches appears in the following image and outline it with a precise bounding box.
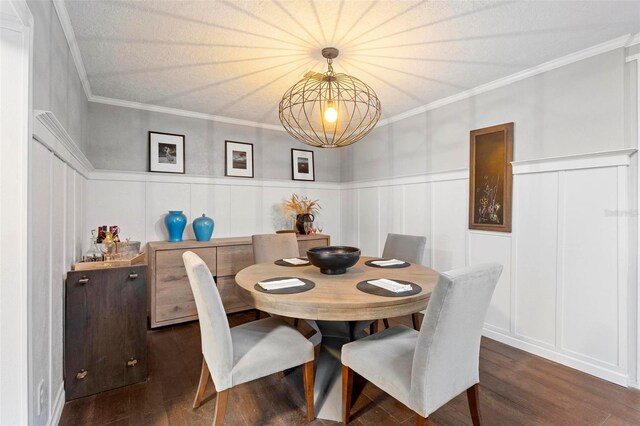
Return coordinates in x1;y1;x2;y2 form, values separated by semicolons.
282;194;321;234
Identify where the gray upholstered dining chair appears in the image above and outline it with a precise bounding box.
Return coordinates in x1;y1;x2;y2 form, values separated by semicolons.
375;233;427;332
183;251;315;425
342;263;503;426
252;233;301;325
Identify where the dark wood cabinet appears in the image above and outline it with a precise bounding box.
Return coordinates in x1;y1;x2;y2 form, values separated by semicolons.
65;265;148;400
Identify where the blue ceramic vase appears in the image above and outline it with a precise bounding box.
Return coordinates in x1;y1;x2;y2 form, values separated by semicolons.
165;210;187;242
192;213;214;242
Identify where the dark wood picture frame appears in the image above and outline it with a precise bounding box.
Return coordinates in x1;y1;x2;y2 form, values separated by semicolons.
469;122;513;232
291;148;315;181
225;140;254;178
149;131;185;174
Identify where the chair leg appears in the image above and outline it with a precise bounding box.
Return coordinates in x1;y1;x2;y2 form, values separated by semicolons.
342;365;354;424
276;371;283;381
369;320;379;335
193;358;210;408
213;389;229;426
255;309;261;320
293;318;300;328
412;313;421;331
466;383;482;426
383;318;390;329
302;361;315;422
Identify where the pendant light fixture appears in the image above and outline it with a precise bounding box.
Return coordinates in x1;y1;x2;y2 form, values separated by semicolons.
279;47;381;148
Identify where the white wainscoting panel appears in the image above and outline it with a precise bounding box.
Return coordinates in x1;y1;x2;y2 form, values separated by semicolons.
431;179;467;272
468;231;513;333
30;111;89;425
85;172;343;249
340;150;637;387
561;167;620;366
358;187;379;256
513;172;558;347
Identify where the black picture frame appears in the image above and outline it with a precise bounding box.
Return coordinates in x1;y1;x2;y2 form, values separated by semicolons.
291;148;315;181
149;131;185;174
225;140;254;178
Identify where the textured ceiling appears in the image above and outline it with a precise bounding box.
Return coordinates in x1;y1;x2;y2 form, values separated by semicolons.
63;0;640;125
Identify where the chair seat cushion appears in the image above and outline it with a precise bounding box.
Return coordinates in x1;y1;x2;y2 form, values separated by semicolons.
230;316;314;386
342;325;418;407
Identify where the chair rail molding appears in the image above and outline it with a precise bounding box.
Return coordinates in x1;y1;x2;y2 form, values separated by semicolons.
33;110;94;177
511;149;637;175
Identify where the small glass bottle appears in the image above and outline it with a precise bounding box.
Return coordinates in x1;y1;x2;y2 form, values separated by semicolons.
83;230;104;262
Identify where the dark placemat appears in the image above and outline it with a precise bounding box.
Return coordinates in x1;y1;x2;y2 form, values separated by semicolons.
254;277;315;294
364;259;411;269
356;279;421;297
274;258;310;267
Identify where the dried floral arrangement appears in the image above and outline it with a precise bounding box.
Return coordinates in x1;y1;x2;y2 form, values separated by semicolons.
282;194;321;216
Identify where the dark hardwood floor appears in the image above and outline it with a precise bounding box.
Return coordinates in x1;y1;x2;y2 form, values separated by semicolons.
60;312;640;426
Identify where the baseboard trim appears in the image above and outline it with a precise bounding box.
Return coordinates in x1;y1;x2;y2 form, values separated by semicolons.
483;328;629;387
48;383;64;426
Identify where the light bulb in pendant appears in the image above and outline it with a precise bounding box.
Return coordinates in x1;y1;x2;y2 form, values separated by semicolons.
324;101;337;123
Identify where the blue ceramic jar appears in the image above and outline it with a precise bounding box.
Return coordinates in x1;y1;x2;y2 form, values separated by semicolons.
165;210;187;242
193;213;214;241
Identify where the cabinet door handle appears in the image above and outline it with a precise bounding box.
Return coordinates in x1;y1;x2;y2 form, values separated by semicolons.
128;273;138;279
127;358;138;367
78;276;89;284
76;369;88;379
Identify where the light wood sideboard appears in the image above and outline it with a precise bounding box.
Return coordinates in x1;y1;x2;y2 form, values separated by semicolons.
147;234;330;328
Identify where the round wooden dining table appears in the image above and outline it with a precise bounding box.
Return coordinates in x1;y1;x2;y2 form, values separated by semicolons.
235;256;440;421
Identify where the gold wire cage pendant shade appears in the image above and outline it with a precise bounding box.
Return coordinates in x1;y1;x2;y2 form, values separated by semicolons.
279;48;381;148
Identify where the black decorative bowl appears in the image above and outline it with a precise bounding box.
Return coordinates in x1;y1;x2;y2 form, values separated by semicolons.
306;246;361;275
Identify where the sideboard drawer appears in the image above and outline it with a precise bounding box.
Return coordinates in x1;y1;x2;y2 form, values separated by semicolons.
216;276;253;313
216;244;254;276
298;236;330;257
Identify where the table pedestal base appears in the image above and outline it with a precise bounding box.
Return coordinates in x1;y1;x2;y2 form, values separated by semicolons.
311;320;370;422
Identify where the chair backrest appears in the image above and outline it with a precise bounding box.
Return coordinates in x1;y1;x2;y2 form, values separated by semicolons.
382;233;427;265
252;233;299;263
183;251;234;391
410;263;502;415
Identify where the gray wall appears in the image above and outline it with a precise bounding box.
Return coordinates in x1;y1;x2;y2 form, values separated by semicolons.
87;103;343;182
342;49;629;182
29;0;88;151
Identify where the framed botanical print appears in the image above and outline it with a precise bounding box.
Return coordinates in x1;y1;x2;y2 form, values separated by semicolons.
149;131;185;174
225;140;254;178
291;148;315;181
469;122;513;232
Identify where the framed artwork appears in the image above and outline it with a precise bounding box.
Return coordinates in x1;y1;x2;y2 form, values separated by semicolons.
225;140;254;178
149;131;185;174
469;122;513;232
291;148;315;181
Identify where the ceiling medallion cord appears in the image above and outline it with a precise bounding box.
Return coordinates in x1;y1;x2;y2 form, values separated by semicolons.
279;47;381;148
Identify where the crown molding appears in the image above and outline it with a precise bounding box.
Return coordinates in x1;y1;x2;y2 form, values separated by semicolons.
377;34;633;127
52;0;92;99
50;0;635;134
89;95;286;132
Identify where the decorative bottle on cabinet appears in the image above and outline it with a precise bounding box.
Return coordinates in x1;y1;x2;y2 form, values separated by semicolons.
165;211;187;242
192;214;214;241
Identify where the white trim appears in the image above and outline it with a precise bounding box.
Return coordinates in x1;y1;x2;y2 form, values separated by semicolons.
342;169;468;190
89;95;286;132
47;383;64;426
483;328;629;387
378;35;632;127
33;111;94;177
89;169;342;190
626;54;640;63
626;32;640;48
51;0;91;99
0;2;32;424
511;149;637;175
